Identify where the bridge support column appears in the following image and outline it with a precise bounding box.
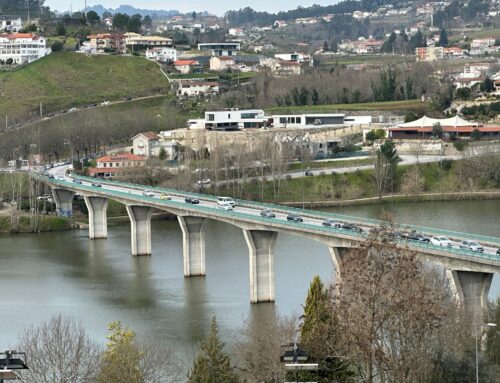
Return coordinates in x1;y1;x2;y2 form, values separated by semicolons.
126;205;153;256
446;270;493;324
51;188;75;217
84;196;109;239
178;216;207;277
243;230;277;303
328;247;350;283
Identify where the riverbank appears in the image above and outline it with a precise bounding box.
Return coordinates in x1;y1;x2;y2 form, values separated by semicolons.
0;215;78;234
282;190;500;208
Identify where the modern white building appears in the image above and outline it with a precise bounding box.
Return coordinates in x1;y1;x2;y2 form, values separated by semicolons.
197;42;240;56
177;81;220;98
0;33;49;65
145;47;177;62
270;114;345;128
0;16;22;33
204;109;267;130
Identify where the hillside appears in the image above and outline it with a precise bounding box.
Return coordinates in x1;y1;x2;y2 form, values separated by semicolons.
0;52;170;126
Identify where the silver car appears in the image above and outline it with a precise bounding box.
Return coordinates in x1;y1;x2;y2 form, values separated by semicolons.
459;240;484;252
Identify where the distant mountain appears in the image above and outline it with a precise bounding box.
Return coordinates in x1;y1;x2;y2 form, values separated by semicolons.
85;4;180;18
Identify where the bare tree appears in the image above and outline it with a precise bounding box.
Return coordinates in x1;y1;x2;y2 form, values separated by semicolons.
400;165;424;196
17;315;101;383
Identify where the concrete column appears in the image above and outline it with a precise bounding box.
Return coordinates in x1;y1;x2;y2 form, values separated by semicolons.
178;216;207;277
126;205;153;256
84;196;109;239
446;269;493;324
51;188;75;217
243;229;278;303
328;247;350;284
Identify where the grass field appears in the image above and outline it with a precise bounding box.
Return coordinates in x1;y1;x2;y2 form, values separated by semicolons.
265;99;426;114
0;51;170;125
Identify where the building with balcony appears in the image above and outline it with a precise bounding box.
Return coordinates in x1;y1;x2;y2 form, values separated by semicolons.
87;33;125;54
204;109;266;130
0;33;49;65
0;16;22;33
197;42;240;56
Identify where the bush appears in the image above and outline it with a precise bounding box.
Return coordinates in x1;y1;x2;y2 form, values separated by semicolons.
51;41;64;52
452;141;466;151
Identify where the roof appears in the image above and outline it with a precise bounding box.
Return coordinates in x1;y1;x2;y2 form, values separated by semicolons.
398;115;479;128
97;153;146;162
132;131;160;140
215;56;235;61
174;60;198;66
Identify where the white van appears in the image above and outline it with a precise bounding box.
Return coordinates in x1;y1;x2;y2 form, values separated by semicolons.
217;197;235;209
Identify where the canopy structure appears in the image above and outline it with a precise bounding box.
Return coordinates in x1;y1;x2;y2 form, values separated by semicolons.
398;115;479;128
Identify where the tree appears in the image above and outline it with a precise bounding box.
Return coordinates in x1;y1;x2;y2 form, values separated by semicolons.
481;76;494;93
322;40;329;51
400;165;425;195
158;147;167;160
191;11;197;19
372;69;397;102
188;317;239;383
6;57;13;65
102;10;112;18
86;11;100;25
311;88;319;105
56;21;66;36
373;140;400;199
432;122;443;138
51;41;64;51
127;15;142;33
438;28;448;47
143;15;152;29
17;315;100;383
299;86;309;106
97;321;144;383
455;87;471;100
112;13;130;30
471;128;482;140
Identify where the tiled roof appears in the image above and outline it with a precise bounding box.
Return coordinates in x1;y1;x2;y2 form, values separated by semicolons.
97;153;146;162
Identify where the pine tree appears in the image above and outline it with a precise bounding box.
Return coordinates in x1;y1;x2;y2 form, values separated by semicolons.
312;88;319;105
438;28;448;47
300;276;329;342
188;317;239;383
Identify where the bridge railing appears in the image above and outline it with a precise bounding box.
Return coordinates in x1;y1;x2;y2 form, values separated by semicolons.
35;174;500;265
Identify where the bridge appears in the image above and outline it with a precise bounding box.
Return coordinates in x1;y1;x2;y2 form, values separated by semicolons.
31;171;500;323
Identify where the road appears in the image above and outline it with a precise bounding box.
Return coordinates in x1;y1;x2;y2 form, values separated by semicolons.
44;165;500;258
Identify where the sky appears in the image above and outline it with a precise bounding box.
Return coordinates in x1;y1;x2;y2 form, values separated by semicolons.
45;0;335;16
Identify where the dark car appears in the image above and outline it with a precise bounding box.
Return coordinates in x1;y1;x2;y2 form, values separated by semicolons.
407;231;430;242
322;219;341;228
497;249;500;256
48;175;55;179
72;179;82;184
305;170;314;176
260;209;276;218
341;223;363;233
91;182;102;188
287;213;303;222
185;197;200;204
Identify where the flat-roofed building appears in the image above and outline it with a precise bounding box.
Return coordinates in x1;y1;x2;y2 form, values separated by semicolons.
197;42;240;56
270;113;345;128
204;109;266;130
0;16;22;33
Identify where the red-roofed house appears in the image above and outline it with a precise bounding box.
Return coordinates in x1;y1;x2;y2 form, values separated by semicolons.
0;33;48;64
88;153;146;178
131;132;160;157
174;59;199;74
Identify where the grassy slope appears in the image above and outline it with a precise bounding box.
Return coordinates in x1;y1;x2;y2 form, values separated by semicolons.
265;100;426;114
0;51;170;122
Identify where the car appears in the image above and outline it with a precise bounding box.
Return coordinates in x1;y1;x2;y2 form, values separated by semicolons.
459;240;484;252
68;107;77;112
56;175;65;180
37;194;51;200
218;204;233;211
305;170;314;176
260;209;276;218
217;197;235;208
159;194;171;200
142;190;154;197
201;178;211;184
48;175;55;179
497;249;500;256
101;101;110;106
430;236;453;247
341;223;363;233
91;182;102;188
124;97;132;101
185;197;200;204
287;213;303;222
72;179;82;184
407;231;430;243
322;219;341;228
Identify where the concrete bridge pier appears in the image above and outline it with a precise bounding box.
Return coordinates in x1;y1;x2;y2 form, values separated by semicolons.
126;205;153;256
84;196;109;239
446;269;493;324
51;188;75;217
328;247;351;283
243;229;278;303
178;216;207;277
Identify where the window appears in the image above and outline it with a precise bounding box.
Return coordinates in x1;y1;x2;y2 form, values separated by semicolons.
207;114;214;121
279;117;286;124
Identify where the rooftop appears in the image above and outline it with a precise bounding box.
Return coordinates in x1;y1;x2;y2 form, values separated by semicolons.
97;153;146;162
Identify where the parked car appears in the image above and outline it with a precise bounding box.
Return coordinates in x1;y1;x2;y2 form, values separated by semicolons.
287;213;303;222
305;170;314;176
459;240;484;252
72;179;82;184
341;223;363;233
37;194;51;200
260;209;276;218
142;190;154;197
430;236;453;247
322;219;341;228
185;197;200;204
201;178;211;184
159;194;171;200
217;197;235;208
91;182;102;188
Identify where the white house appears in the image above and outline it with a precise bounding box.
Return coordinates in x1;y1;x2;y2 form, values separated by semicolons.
270;114;345;128
0;33;49;65
132;132;160;157
197;42;240;56
146;47;177;62
204;109;267;130
177;81;220;97
0;16;22;33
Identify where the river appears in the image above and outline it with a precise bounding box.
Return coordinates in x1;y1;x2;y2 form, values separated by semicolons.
0;199;499;355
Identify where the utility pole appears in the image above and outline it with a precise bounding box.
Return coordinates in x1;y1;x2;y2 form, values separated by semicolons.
39;102;43;117
5;115;7;132
26;0;31;24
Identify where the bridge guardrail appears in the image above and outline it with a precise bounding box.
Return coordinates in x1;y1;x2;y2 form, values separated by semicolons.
36;174;500;265
68;173;500;246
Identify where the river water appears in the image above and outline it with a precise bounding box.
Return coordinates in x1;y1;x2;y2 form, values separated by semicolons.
0;199;499;354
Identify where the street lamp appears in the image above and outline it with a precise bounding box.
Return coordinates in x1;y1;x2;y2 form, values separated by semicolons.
475;322;496;383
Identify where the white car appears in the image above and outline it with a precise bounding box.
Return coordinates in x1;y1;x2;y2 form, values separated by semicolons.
430;236;453;247
459;240;484;252
142;190;154;197
217;197;235;208
218;204;233;211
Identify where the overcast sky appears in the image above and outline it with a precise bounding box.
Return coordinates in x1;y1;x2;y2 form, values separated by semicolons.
45;0;336;15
